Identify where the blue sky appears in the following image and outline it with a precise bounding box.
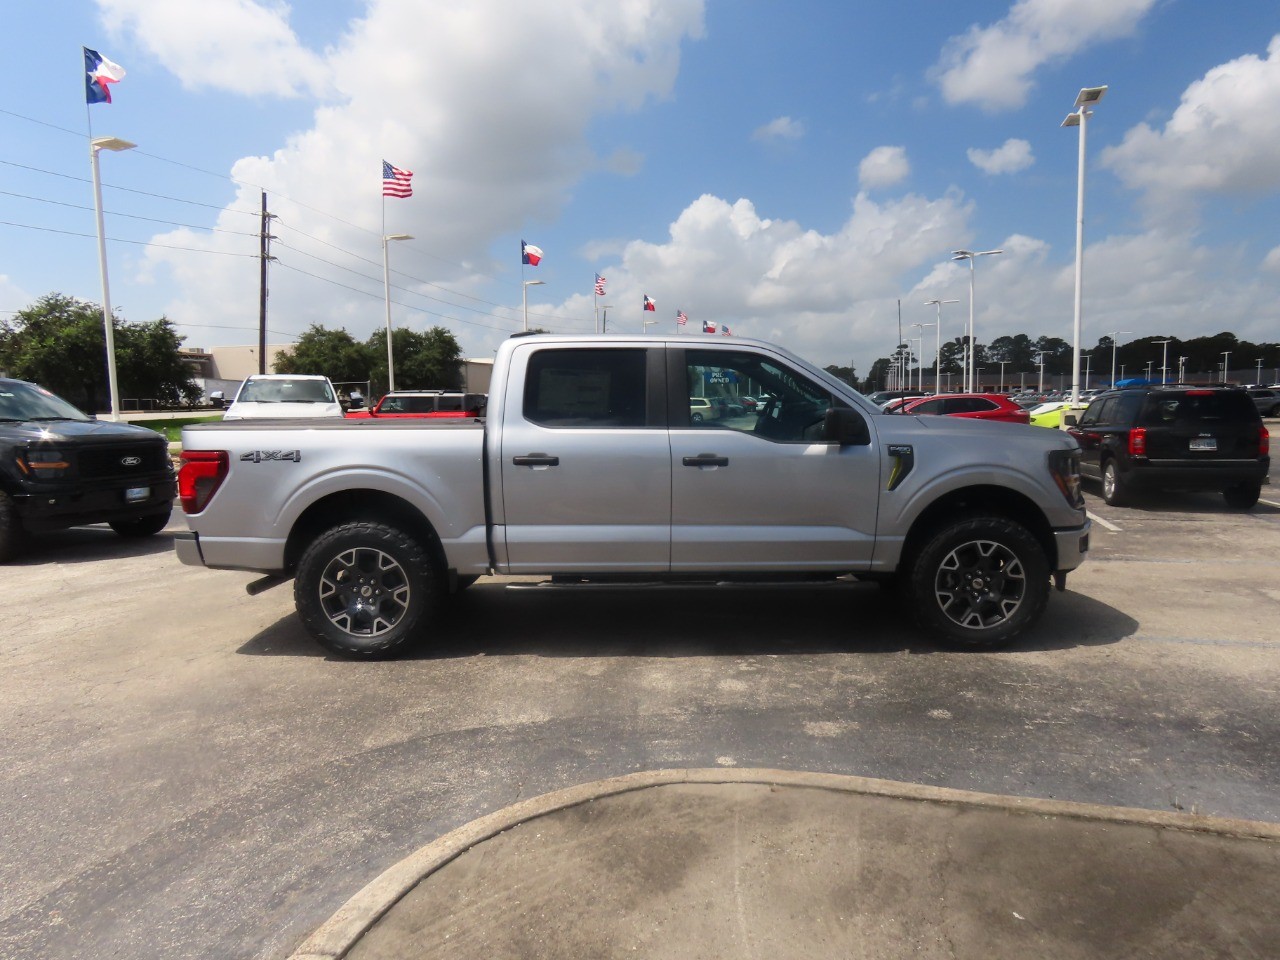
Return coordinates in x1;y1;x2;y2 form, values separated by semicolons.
3;0;1280;378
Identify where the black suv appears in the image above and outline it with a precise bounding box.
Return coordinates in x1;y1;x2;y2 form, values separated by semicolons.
0;378;176;561
1067;385;1269;508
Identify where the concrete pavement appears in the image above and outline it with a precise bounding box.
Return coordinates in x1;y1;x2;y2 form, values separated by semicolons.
288;769;1280;960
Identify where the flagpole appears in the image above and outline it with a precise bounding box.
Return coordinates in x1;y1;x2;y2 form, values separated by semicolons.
594;277;599;334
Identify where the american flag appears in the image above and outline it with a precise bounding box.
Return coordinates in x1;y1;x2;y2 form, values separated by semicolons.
722;324;732;336
382;161;413;198
676;310;687;326
595;274;607;296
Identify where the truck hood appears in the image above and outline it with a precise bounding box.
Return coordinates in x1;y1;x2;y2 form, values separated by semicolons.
223;401;344;420
885;412;1081;450
0;418;163;443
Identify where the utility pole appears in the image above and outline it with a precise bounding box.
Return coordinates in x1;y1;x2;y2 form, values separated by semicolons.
258;191;277;374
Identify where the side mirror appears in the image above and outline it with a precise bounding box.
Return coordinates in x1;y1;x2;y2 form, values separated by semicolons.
823;406;871;446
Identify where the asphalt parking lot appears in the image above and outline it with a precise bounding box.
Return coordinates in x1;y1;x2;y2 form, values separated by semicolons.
2;479;1278;960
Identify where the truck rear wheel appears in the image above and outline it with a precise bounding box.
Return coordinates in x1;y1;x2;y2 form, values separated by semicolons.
294;521;436;659
909;516;1049;650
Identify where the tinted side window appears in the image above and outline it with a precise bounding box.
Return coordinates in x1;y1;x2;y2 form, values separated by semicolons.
910;398;945;415
686;349;836;442
523;349;647;428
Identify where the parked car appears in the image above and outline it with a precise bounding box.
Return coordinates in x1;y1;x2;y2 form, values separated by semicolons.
688;397;722;423
865;389;927;407
902;393;1030;425
1066;385;1269;508
1247;388;1280;417
0;378;176;561
1027;400;1090;429
222;374;344;420
346;391;486;419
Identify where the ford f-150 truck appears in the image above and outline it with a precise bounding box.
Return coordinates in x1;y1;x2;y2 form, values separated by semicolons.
175;334;1090;657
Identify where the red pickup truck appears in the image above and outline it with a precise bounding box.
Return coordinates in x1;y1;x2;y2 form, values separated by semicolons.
346;391;486;419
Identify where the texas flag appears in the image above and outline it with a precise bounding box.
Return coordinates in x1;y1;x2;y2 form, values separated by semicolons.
643;295;656;312
702;320;717;334
84;47;125;104
521;240;543;266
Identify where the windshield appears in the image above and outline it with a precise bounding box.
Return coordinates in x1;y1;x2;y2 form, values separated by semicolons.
237;378;336;404
0;381;92;422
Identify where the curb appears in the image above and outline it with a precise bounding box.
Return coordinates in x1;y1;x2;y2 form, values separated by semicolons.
285;768;1280;960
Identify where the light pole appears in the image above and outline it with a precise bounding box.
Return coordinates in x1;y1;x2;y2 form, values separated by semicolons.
1062;85;1107;406
1154;339;1172;385
1082;354;1092;390
1036;351;1048;393
600;304;613;332
1178;356;1188;383
1221;351;1231;384
90;135;135;421
1106;331;1131;388
997;360;1009;392
1256;358;1264;385
381;233;413;392
1145;361;1154;380
924;297;957;390
521;279;545;332
910;331;929;390
952;249;1003;393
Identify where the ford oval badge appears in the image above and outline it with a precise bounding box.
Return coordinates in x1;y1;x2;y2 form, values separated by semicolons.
121;456;142;467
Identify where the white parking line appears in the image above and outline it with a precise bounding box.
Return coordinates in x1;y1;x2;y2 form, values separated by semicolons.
1087;511;1122;532
1260;498;1280;509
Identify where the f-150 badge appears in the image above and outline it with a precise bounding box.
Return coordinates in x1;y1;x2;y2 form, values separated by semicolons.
886;444;914;491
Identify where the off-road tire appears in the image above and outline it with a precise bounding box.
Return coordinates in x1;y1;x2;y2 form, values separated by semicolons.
1101;459;1130;507
109;509;172;538
0;491;23;563
294;521;437;659
908;516;1050;650
1222;482;1261;510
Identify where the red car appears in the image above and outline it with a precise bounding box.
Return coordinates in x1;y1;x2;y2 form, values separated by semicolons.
346;391;486;419
901;393;1030;425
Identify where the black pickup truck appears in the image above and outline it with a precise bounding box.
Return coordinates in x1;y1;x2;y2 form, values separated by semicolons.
0;378;176;561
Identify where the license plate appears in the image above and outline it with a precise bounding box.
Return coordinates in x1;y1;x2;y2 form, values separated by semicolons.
1189;438;1217;452
125;486;150;503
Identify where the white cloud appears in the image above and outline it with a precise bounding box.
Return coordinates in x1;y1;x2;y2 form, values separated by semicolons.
0;274;34;316
127;0;707;346
1102;35;1280;198
1264;246;1280;273
967;138;1034;175
752;116;805;142
858;146;909;189
99;0;330;97
932;0;1157;110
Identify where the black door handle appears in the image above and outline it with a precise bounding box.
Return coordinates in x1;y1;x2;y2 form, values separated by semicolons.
513;454;559;467
682;454;729;467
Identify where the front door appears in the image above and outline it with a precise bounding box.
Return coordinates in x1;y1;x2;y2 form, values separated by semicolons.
668;347;880;572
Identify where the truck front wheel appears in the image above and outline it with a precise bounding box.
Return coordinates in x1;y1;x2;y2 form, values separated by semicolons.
909;517;1049;650
294;521;436;659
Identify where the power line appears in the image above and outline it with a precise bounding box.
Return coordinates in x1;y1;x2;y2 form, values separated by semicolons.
0;190;260;235
0;219;258;255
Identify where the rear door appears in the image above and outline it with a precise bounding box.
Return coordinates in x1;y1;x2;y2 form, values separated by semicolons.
497;344;672;573
1140;390;1263;460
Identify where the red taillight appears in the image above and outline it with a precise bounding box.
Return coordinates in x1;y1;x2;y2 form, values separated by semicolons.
178;450;229;514
1128;427;1147;456
1262;426;1270;457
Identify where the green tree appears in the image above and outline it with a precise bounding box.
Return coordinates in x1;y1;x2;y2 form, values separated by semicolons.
0;293;198;411
274;324;373;384
823;364;856;386
366;326;463;393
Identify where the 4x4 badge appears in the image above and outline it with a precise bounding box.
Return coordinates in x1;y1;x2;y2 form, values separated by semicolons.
240;450;302;463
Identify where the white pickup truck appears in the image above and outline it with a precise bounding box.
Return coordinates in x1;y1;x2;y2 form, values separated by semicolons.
175;334;1090;657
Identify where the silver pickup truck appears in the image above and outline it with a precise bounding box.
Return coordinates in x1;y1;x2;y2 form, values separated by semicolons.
175;334;1090;657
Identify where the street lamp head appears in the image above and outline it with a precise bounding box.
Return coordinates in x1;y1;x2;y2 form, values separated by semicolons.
1074;85;1108;108
384;233;413;242
952;249;1002;261
523;279;545;287
1061;113;1081;128
91;136;136;153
